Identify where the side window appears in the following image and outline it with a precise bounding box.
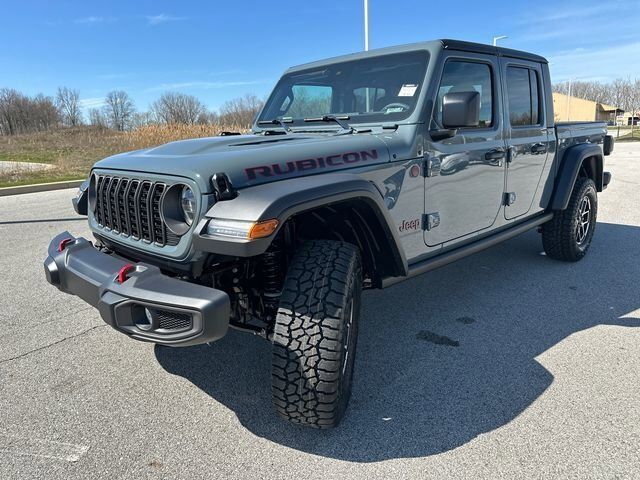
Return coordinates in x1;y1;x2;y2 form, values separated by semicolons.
435;60;493;128
506;66;541;126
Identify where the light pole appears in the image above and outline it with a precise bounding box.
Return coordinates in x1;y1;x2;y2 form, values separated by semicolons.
364;0;369;51
492;35;507;46
364;0;370;111
566;78;573;121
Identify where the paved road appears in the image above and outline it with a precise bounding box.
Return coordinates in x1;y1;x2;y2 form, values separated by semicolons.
1;143;639;480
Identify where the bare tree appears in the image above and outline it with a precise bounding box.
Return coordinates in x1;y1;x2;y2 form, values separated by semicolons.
0;88;59;135
151;92;207;124
131;111;156;128
628;79;640;133
103;90;135;131
32;94;59;131
554;80;609;104
218;94;264;128
56;87;82;126
609;78;630;115
197;110;218;125
88;108;108;127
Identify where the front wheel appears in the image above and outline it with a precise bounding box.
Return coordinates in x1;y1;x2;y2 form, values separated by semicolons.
542;177;598;261
271;240;362;429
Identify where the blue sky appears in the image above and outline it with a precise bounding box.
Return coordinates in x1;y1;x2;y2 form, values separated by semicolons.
1;0;639;114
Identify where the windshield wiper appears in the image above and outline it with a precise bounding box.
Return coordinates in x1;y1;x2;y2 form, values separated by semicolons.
304;115;355;134
257;118;293;134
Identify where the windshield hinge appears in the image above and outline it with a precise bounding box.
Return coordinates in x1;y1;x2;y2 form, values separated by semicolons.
423;156;441;177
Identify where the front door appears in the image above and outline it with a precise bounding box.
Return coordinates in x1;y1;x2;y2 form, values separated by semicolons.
424;52;506;247
501;59;550;219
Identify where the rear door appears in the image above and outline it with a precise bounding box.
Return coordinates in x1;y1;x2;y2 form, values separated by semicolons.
501;59;550;219
424;52;506;247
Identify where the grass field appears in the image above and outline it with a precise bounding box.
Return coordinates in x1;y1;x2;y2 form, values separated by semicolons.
614;127;640;141
0;124;245;188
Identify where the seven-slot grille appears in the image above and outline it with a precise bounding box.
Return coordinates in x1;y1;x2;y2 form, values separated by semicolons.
93;175;181;247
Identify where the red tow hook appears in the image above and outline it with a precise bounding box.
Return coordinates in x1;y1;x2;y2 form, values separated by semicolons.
57;238;74;252
117;264;136;284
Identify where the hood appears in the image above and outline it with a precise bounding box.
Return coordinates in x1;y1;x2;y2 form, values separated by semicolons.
93;133;391;193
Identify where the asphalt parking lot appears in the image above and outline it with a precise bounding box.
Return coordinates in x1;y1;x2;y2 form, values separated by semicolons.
1;142;639;479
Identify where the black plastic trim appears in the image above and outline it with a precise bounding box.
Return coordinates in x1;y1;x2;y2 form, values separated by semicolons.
192;173;408;276
551;143;604;210
603;135;614;156
382;213;553;288
72;180;89;215
44;231;230;346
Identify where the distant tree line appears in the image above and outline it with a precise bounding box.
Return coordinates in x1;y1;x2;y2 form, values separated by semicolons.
0;86;265;135
0;89;59;135
552;77;640;119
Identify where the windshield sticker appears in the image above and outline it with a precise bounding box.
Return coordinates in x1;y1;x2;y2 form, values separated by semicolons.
398;84;418;97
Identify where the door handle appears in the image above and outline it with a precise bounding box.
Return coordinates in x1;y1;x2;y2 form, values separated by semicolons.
531;143;547;154
485;149;506;164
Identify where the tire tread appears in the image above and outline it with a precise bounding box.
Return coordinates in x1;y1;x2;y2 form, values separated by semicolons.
271;240;361;428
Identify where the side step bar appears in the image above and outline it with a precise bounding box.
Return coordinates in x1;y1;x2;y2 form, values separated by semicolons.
381;213;553;288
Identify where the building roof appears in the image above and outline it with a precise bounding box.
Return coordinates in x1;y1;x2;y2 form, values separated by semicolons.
598;103;619;112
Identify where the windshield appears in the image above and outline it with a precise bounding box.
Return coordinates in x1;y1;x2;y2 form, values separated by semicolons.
258;50;429;128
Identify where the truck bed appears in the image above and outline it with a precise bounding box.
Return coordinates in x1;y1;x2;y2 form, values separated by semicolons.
555;121;607;161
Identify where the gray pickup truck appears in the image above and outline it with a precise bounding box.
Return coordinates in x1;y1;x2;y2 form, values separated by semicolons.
45;39;613;428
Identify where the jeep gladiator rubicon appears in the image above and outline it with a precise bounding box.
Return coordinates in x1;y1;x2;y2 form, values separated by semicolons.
45;39;613;428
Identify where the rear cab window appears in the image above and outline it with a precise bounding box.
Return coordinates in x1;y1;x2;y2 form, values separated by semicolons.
506;66;542;126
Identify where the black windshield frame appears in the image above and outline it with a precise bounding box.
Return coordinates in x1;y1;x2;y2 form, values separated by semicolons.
257;50;430;128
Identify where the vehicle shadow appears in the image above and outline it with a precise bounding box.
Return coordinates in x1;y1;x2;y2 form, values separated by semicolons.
154;221;640;462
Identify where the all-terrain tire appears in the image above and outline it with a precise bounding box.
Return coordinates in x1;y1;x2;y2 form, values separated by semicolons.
542;177;598;262
271;240;362;429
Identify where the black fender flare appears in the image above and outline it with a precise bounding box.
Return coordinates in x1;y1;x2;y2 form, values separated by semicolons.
550;144;603;210
192;173;408;276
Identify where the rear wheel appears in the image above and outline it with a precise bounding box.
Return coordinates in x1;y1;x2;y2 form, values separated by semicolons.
542;177;597;261
271;240;362;428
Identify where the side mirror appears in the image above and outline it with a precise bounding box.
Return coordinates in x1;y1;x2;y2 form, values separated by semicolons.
442;91;480;128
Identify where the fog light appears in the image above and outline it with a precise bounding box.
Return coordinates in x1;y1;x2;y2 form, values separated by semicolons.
134;308;154;331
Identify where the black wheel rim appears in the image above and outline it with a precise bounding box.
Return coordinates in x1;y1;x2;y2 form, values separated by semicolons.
342;298;355;375
576;194;592;246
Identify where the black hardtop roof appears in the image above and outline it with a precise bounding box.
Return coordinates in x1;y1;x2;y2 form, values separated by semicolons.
440;39;548;64
286;38;548;73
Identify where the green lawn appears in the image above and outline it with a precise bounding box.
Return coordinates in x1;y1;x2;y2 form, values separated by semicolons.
615;129;640;141
0;172;84;189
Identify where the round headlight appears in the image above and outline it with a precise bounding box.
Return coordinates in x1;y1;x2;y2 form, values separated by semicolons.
180;186;196;225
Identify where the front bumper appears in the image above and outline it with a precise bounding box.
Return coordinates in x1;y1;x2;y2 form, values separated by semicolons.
44;231;230;346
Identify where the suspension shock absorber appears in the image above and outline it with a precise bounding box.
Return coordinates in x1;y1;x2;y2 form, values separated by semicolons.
261;242;283;314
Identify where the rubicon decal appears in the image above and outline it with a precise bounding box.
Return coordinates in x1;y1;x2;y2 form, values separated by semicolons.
245;150;379;180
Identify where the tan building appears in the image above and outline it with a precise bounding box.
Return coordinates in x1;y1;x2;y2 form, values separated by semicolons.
617;111;639;126
552;92;619;124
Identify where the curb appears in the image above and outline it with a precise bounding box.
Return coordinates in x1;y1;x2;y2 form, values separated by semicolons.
0;180;83;197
